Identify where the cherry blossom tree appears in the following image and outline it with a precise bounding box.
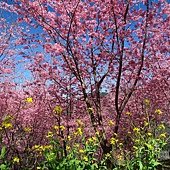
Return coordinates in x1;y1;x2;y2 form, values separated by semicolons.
1;0;169;156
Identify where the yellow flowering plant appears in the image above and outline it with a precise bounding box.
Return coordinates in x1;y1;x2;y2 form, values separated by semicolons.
1;114;13;129
39;122;102;170
124;123;167;170
122;104;168;170
12;157;20;164
155;109;163;115
25;97;33;103
53;105;63;115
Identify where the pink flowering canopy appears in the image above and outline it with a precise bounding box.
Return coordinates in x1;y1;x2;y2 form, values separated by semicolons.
0;0;169;156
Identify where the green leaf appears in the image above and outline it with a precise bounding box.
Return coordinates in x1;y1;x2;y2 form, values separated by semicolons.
77;166;83;170
145;143;154;150
91;163;98;169
138;161;143;170
0;164;8;170
0;147;6;159
151;160;161;167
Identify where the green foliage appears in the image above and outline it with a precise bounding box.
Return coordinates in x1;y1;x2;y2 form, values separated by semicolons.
0;164;8;170
124;127;167;170
0;147;6;160
40;135;101;170
122;104;168;170
40;121;167;170
0;146;9;170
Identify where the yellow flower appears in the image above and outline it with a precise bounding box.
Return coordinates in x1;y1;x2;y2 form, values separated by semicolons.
53;105;62;115
117;154;123;161
13;157;20;164
60;125;65;131
43;145;53;150
87;136;97;144
75;128;83;136
74;143;80;148
125;112;132;116
159;133;166;139
67;135;71;141
133;127;140;133
32;145;41;151
155;109;162;115
33;145;40;149
108;120;115;126
2;122;13;129
25;97;33;103
37;167;41;170
24;127;31;132
79;149;85;153
144;121;149;126
87;137;94;143
87;107;94;113
54;125;65;131
54;125;59;130
158;124;165;130
66;146;70;151
147;132;152;136
46;131;53;138
144;99;150;106
83;156;88;162
110;137;118;145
